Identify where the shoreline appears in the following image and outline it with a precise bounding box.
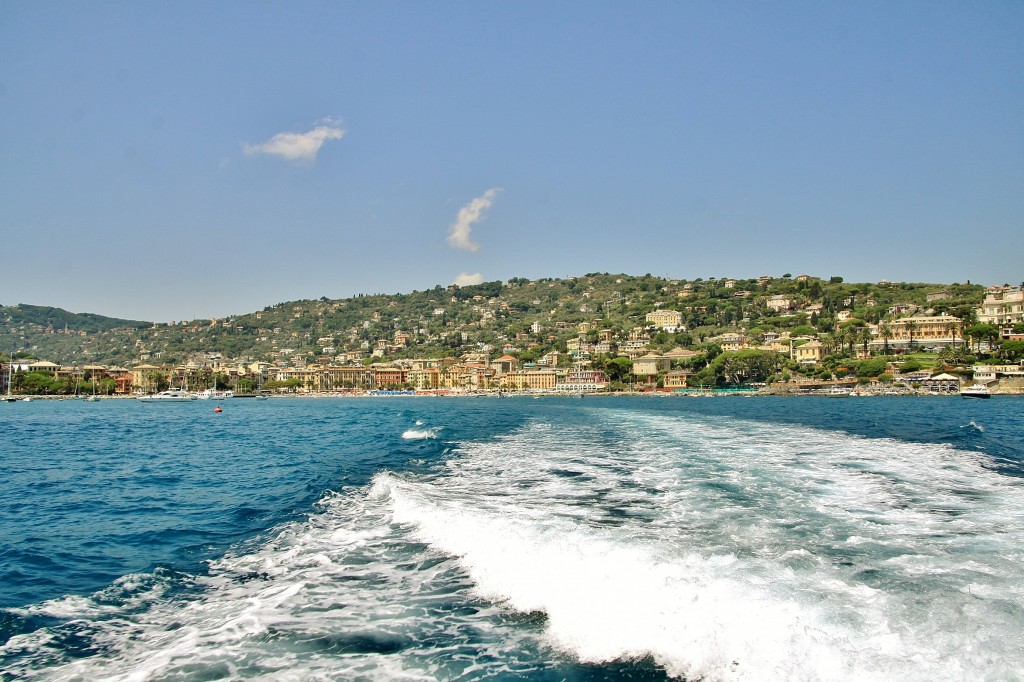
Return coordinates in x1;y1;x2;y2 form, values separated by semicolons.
7;388;1022;400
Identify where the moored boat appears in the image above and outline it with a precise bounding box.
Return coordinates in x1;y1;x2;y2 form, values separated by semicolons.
195;388;234;400
137;389;197;402
960;384;991;399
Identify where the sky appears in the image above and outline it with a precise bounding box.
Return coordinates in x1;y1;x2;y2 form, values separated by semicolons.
1;2;1021;322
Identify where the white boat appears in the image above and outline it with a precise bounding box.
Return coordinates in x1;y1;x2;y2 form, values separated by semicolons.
137;389;197;402
195;388;234;400
85;370;100;402
960;384;991;399
4;352;17;402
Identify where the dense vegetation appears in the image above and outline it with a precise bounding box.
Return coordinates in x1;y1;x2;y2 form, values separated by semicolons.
0;274;993;377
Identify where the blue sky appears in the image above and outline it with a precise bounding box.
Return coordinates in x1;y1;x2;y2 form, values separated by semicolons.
2;2;1021;322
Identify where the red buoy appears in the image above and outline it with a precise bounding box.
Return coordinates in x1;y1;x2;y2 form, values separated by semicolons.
214;406;223;413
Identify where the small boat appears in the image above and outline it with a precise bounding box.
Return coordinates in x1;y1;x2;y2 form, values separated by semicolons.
195;388;234;400
138;389;197;402
960;384;991;399
825;387;852;397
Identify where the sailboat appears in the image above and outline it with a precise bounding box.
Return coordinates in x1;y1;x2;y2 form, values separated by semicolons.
85;368;100;402
4;353;16;402
255;372;268;400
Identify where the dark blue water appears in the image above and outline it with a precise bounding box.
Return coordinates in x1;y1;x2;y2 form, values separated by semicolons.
0;398;526;609
1;396;1022;680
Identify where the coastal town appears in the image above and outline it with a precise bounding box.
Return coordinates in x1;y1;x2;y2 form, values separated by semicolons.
3;274;1023;398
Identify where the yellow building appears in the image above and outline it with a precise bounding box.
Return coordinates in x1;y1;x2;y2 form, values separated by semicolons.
793;340;826;364
408;368;440;389
869;314;962;350
645;309;683;330
131;364;166;393
664;370;692;388
633;353;670;380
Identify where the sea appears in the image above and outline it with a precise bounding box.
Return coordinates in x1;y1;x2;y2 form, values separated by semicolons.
1;395;1022;681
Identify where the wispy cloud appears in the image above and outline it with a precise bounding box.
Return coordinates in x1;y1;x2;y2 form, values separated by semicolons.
453;272;484;286
446;187;502;252
243;118;345;164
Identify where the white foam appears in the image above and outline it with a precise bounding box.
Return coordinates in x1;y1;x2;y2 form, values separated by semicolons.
6;407;1024;681
401;428;440;440
2;484;541;680
373;409;1024;680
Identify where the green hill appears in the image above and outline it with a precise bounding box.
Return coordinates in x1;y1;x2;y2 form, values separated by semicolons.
0;274;986;366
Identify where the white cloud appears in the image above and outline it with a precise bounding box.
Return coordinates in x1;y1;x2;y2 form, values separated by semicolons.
446;187;502;252
453;272;484;286
243;118;345;164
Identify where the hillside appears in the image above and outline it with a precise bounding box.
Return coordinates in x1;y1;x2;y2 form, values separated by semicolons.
0;274;986;366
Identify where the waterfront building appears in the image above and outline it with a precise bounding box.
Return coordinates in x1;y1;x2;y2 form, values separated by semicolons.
408;368;440;390
664;370;693;389
633;353;670;381
867;314;962;350
793;340;826;365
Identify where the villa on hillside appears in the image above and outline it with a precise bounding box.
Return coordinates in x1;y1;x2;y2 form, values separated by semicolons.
978;286;1024;326
766;294;794;312
645;309;684;332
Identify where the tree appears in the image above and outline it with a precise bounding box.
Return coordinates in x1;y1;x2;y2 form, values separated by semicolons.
820;332;838;355
856;358;888;378
17;371;60;395
879;322;893;355
602;357;633;383
857;327;873;357
944;320;960;350
900;358;923;373
965;324;998;353
998;340;1024;362
937;346;976;367
904;319;918;351
703;349;783;386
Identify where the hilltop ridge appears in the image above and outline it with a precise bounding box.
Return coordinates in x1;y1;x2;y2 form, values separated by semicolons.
1;273;988;367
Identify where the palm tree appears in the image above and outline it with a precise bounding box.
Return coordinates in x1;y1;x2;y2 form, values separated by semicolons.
879;322;893;355
904;319;918;352
944;320;959;350
857;327;873;357
821;332;840;355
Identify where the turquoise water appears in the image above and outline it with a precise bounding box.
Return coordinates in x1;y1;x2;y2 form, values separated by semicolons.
1;396;1022;680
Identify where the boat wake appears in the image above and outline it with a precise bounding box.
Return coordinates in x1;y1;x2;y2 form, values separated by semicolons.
4;408;1023;680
